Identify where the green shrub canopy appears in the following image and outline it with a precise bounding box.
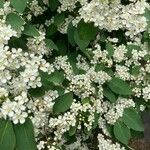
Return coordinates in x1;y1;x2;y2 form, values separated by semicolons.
0;0;150;149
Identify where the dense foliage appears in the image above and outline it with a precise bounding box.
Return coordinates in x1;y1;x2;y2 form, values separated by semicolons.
0;0;150;149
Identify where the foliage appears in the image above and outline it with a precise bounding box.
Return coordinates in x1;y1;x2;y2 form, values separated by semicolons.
0;0;150;150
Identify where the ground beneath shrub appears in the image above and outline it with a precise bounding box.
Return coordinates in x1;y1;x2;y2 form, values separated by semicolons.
130;139;150;150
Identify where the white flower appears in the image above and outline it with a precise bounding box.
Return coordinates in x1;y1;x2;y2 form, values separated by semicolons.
0;87;8;98
30;0;47;16
115;65;130;80
1;100;16;119
0;21;17;47
27;32;51;55
57;0;87;13
105;97;135;124
79;0;148;38
12;112;28;124
142;85;150;101
0;92;28;124
37;141;45;150
98;134;125;150
113;45;127;62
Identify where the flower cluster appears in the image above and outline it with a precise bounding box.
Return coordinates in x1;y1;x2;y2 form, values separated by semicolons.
79;0;149;38
0;91;28;124
27;32;51;55
98;134;125;150
105;97;135;124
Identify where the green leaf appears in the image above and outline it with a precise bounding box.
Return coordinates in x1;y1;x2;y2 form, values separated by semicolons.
49;0;59;11
126;44;141;51
45;39;58;50
131;66;140;76
103;87;117;103
144;54;150;61
46;24;57;36
6;13;24;31
106;42;114;57
114;121;131;145
69;126;76;136
0;0;4;8
40;70;64;86
56;39;67;55
10;0;27;13
0;119;16;150
126;44;141;58
64;132;76;144
54;13;65;25
74;30;89;51
23;24;40;37
67;52;80;74
104;68;114;76
28;87;45;97
77;20;97;41
122;108;144;131
107;77;132;96
67;22;76;46
14;118;36;150
53;86;65;96
92;112;99;129
8;36;28;50
53;92;73;113
145;8;150;21
81;97;90;104
48;71;64;85
95;63;106;72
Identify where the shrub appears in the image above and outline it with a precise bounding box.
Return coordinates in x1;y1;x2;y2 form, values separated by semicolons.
0;0;150;149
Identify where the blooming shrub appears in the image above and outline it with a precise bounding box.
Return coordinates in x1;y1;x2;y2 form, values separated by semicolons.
0;0;150;149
